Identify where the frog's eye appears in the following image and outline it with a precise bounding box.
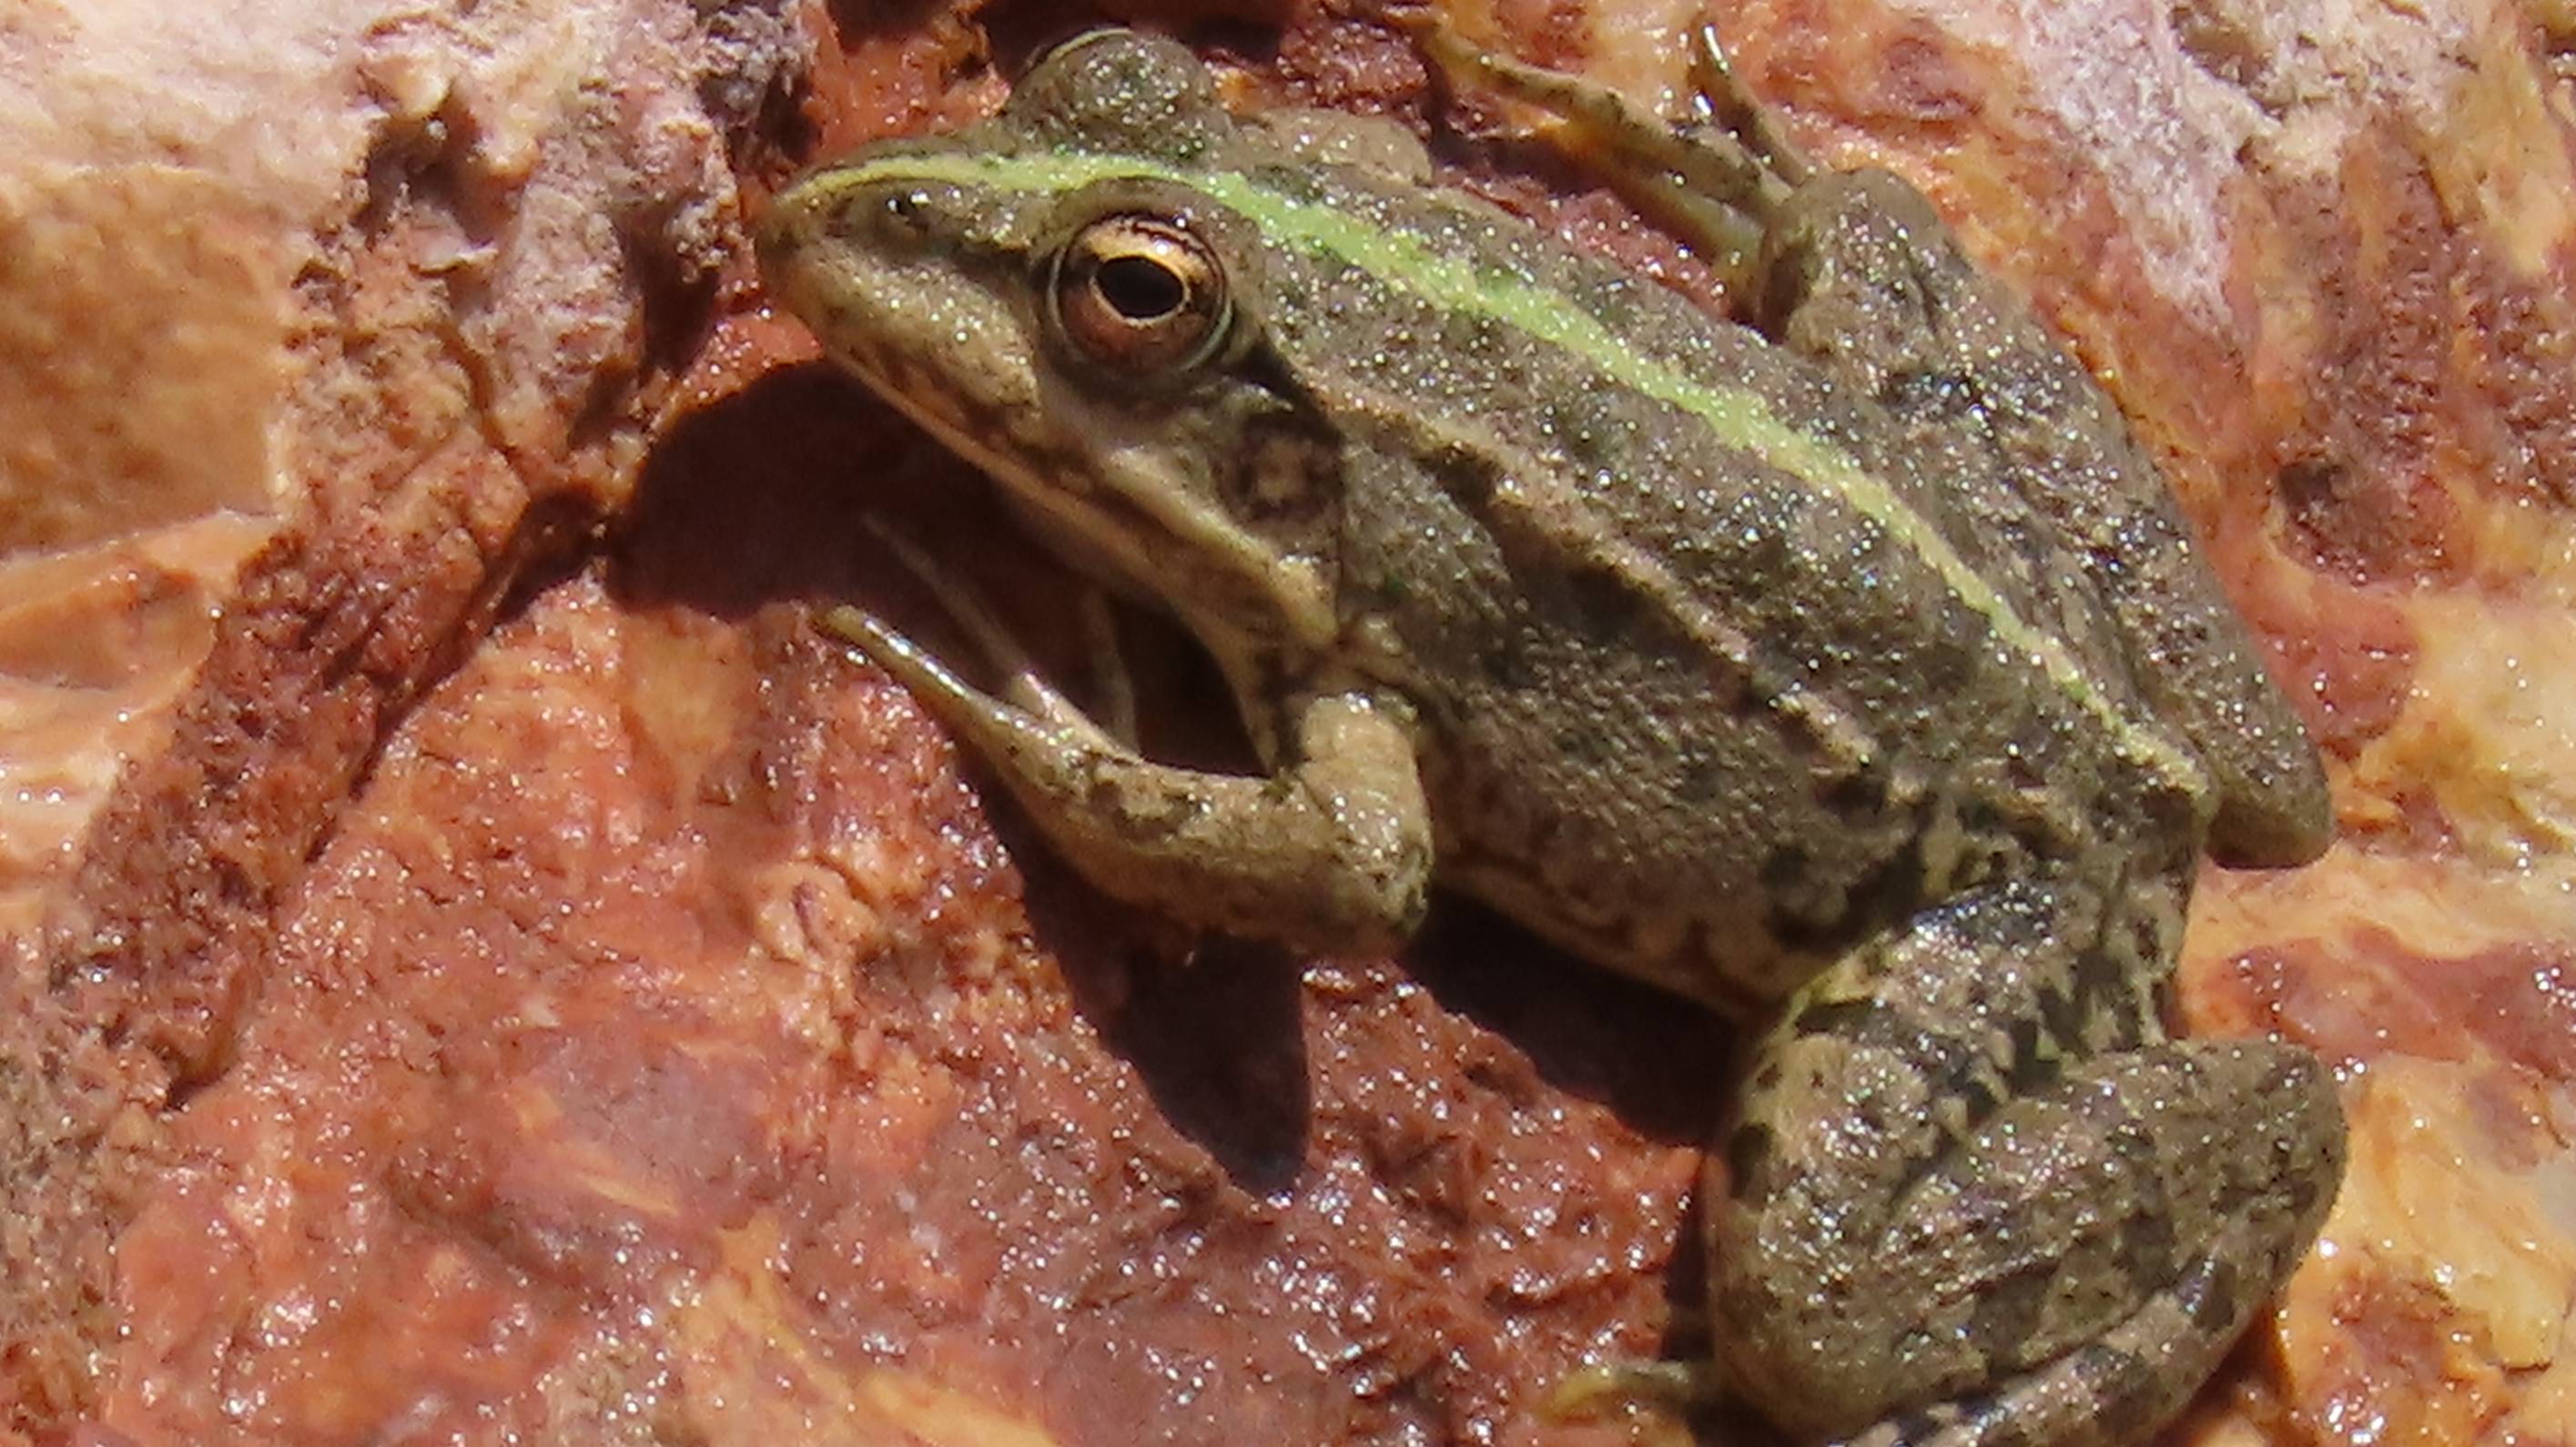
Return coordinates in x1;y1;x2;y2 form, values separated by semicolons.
1042;213;1233;377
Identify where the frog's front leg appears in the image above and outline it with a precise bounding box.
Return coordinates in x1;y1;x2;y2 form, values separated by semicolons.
825;606;1435;956
1710;875;2344;1446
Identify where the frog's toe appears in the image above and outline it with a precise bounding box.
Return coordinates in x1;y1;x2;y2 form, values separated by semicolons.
845;522;1134;749
817;603;955;703
1542;1357;1707;1447
1402;9;1784;286
1681;23;1814;188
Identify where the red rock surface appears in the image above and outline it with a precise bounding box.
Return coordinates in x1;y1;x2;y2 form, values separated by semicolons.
3;0;2572;1443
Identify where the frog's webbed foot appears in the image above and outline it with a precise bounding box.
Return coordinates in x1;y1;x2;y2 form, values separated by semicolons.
1543;1356;1712;1442
820;582;1434;956
1709;877;2344;1447
1405;14;1810;294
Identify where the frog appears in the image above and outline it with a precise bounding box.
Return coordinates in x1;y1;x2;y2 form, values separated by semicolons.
754;18;2345;1445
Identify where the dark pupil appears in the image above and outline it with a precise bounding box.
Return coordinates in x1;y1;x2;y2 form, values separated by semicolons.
1094;254;1185;320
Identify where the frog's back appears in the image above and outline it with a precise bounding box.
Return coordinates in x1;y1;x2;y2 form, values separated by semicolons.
1268;166;2207;1010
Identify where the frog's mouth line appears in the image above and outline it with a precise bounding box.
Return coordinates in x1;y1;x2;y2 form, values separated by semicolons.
812;334;1340;659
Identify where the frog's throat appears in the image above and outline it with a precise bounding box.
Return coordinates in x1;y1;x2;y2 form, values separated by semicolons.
824;147;2206;794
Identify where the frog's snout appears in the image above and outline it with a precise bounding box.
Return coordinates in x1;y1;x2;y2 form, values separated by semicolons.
751;173;838;312
756;170;926;366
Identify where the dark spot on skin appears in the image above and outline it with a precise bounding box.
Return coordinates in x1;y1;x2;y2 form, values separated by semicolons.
1759;843;1811;894
2125;909;2166;972
1425;442;1502;511
1476;632;1539;692
2150;972;2180;1022
1235;331;1331;416
2116;1174;2177;1287
2033;983;2085;1056
2004;1017;2051;1093
1440;309;1504;355
1222;415;1343;559
2061;1341;2156;1412
1552;720;1616;766
2285;1161;2327;1219
1362;568;1410;607
1822;765;1890;821
1723;1120;1775;1197
2003;746;2048;796
1958;1395;2034;1447
1473;258;1527;295
1901;616;1990;703
1558;559;1645;643
1766;840;1924;953
1088;765;1212;840
1790;995;1874;1042
2070;944;2147;1050
1966;1269;2061;1380
1948;1071;2000;1128
1886;1405;1954;1446
1881;367;1978;420
1678;754;1728;805
1543;393;1629;474
1519;810;1566;871
2178;1251;2244;1331
1245;162;1329;204
1565;423;1619;474
1761;901;1837;957
1785;997;2001;1148
1956;796;2001;841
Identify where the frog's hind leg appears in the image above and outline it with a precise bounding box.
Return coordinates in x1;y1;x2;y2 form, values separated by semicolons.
1708;875;2343;1447
1406;15;1798;294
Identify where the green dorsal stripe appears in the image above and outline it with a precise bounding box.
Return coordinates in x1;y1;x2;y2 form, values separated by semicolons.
820;147;2200;787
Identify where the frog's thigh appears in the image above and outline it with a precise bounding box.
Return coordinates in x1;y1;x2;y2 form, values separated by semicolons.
1709;879;2344;1447
830;607;1433;955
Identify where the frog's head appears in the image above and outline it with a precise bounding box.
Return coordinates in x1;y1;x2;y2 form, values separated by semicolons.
757;28;1343;654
